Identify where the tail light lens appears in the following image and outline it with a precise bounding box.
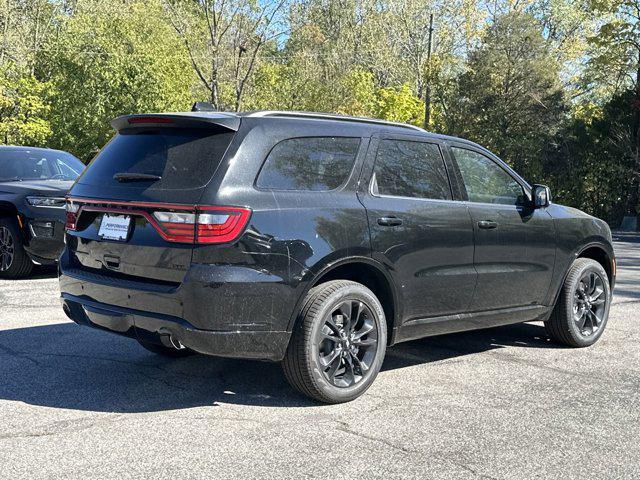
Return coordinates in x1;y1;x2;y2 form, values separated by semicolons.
65;200;79;231
152;206;250;244
152;211;196;242
196;207;251;244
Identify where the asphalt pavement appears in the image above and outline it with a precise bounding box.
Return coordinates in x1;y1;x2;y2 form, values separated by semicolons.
1;236;639;479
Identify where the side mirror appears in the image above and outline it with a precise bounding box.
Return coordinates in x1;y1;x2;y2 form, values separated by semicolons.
532;184;551;208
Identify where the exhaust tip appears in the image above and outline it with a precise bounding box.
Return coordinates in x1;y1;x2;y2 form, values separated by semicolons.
158;328;185;350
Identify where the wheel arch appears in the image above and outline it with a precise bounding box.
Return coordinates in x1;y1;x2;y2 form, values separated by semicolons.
0;201;27;240
0;201;19;217
576;243;614;286
289;257;401;345
550;242;615;310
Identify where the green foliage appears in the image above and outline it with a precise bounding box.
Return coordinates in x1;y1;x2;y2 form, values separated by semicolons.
545;90;636;224
0;0;638;226
43;0;196;160
336;70;377;118
374;85;424;126
0;64;51;145
447;12;567;181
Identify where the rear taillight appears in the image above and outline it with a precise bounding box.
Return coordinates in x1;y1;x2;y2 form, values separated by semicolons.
152;206;250;244
65;200;79;231
196;207;251;244
152;211;196;243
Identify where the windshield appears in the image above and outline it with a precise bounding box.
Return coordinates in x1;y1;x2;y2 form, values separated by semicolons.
0;149;84;182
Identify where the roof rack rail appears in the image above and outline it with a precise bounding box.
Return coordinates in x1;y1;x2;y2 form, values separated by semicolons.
245;110;425;133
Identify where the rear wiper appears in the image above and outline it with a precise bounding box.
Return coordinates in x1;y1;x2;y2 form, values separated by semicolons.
113;172;162;182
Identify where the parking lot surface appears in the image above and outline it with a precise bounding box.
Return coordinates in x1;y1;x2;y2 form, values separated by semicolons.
1;236;639;479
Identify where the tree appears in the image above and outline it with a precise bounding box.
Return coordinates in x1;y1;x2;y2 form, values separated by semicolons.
163;0;290;111
587;0;640;218
43;0;195;160
0;0;60;72
545;90;636;225
0;0;60;147
0;64;51;145
447;11;567;180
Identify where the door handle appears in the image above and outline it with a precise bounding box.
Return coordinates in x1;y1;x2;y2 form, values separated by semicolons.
377;216;403;227
477;220;498;229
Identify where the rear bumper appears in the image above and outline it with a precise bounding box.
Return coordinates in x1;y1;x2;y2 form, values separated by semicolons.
61;293;290;361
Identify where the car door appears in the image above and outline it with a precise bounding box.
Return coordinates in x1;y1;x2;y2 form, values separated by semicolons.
448;143;556;311
358;134;476;322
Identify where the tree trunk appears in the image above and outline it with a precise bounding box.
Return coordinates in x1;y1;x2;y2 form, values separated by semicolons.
210;66;219;109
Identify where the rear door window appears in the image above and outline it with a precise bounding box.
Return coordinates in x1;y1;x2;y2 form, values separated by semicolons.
373;139;452;200
78;128;234;190
256;137;360;191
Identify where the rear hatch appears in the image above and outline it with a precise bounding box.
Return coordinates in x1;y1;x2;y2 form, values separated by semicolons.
65;114;240;285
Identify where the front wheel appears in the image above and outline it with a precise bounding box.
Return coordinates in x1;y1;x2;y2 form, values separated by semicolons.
282;280;387;404
0;217;33;279
545;258;611;347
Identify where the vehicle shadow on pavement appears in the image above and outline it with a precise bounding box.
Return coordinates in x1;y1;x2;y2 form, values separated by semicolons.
14;265;58;280
0;320;558;412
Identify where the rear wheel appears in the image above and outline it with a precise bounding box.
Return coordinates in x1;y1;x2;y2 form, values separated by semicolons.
283;280;387;404
0;217;33;279
545;258;611;347
137;339;195;358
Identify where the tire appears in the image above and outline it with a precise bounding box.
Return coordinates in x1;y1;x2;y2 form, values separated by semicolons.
545;258;611;347
282;280;387;404
137;339;195;358
0;217;33;279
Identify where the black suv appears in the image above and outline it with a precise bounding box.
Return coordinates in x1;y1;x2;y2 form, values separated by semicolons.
0;146;84;278
59;110;615;403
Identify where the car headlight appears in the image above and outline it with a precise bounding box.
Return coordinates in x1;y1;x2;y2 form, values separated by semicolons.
26;196;66;208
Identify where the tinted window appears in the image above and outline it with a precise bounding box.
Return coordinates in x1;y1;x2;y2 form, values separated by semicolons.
256;137;360;191
373;139;451;200
452;147;524;205
0;149;84;182
79;128;234;190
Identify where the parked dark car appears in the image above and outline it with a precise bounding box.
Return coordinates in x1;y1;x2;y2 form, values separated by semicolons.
0;146;84;278
59;109;615;403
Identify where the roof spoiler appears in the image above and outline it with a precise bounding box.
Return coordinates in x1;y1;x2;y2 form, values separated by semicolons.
111;112;241;132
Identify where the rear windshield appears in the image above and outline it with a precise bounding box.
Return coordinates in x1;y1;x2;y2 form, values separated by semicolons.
78;128;235;190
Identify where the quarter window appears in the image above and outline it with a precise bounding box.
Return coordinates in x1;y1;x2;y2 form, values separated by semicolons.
452;147;524;206
256;137;360;191
373;139;451;200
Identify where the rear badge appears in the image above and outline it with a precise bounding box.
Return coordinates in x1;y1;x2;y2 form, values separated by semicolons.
98;214;131;241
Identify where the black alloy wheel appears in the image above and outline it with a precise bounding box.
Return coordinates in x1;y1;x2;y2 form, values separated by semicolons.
317;299;379;388
0;226;14;272
0;218;33;279
572;270;607;337
545;258;611;347
283;280;387;403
